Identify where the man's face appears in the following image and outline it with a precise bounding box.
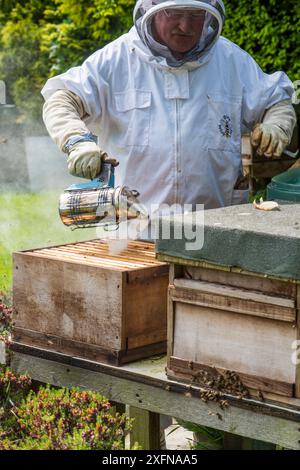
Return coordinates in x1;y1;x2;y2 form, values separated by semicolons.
152;9;206;55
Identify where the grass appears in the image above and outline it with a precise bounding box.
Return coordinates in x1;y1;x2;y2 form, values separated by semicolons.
0;191;96;295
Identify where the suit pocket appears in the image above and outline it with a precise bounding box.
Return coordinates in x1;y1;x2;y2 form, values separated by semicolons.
114;89;151;147
207;93;242;152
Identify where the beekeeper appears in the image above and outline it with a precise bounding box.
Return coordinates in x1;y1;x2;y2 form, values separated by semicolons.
42;0;296;212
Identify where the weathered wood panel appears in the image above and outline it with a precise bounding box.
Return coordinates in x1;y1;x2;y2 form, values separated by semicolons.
13;253;124;350
172;301;296;386
168;260;300;397
182;266;297;298
168;357;294;397
174;278;295;309
13;327;122;365
170;281;296;323
157;253;300;285
13;240;168;365
124;274;168;349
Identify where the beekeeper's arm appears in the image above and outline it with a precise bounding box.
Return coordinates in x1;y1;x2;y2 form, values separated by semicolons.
251;100;296;158
240;53;296;159
43;89;110;179
42;49;119;179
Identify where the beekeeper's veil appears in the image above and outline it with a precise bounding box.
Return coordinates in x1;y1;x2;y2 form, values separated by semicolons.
134;0;225;66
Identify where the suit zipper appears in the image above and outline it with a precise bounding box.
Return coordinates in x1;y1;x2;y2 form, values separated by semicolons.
175;99;180;205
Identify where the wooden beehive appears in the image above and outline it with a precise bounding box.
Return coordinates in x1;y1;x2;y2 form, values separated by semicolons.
156;203;300;399
13;240;168;365
164;263;300;398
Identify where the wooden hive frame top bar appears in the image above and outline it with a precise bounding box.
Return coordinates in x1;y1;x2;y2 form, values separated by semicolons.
20;239;164;271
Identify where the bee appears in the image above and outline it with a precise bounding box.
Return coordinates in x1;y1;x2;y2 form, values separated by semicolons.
257;390;264;401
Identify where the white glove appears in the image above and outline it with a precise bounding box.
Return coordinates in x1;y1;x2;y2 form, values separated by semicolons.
43;89;119;178
251;100;296;159
67;141;104;179
67;142;119;179
251;123;289;158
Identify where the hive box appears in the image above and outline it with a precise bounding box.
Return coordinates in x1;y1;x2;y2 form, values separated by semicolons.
156;203;300;398
13;240;168;365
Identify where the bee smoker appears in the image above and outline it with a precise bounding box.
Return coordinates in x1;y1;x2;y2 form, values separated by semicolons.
59;162;148;229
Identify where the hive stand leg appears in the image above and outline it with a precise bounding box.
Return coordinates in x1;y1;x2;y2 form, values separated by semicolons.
0;340;7;365
127;405;160;450
223;432;244;450
223;433;276;450
241;437;276;450
111;402;126;415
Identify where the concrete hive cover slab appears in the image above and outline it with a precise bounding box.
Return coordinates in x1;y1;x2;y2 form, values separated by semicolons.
156;203;300;281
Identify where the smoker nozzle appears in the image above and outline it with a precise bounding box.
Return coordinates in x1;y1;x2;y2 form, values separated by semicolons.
127;201;149;220
117;187;149;221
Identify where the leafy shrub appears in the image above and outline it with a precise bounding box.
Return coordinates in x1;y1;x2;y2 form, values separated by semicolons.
0;370;132;450
0;1;298;119
0;301;14;344
0;367;32;405
0;367;32;441
0;1;55;117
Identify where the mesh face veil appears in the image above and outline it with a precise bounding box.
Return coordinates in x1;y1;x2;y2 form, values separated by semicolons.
133;0;225;66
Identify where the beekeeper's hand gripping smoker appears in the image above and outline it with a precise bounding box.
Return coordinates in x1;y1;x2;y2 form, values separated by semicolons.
59;161;148;229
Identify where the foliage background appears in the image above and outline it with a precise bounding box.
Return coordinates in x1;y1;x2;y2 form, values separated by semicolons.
0;0;299;119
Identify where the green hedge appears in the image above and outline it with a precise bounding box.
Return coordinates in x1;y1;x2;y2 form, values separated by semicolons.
223;0;300;81
0;0;136;117
0;0;298;119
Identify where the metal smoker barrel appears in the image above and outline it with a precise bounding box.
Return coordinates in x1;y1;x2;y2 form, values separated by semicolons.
59;186;147;229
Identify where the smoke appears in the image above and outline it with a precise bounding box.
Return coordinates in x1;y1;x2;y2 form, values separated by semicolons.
0;109;94;295
0;105;154;294
0;105;89;193
107;238;130;256
100;217;151;256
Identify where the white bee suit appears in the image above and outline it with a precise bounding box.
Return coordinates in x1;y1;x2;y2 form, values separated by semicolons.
42;0;294;212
